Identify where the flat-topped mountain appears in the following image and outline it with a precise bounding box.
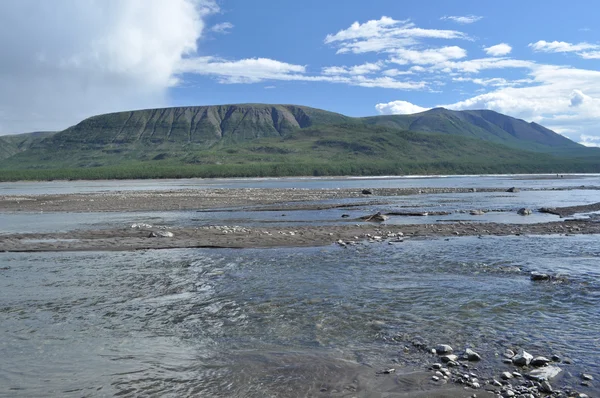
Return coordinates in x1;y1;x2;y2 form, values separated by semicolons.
0;104;597;179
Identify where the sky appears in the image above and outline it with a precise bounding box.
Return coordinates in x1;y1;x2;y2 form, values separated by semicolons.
0;0;599;147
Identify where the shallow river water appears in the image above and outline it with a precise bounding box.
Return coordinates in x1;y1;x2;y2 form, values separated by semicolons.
1;176;599;397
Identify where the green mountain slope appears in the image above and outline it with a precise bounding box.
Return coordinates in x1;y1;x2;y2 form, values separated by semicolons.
0;104;598;180
0;131;56;160
361;108;583;152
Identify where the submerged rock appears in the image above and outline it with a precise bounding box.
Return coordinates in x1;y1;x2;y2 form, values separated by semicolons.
507;187;520;193
526;365;562;382
361;189;373;195
530;272;550;281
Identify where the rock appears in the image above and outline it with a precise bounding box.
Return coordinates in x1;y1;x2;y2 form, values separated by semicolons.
341;214;350;218
361;189;372;195
539;380;553;393
512;372;522;378
470;210;485;216
362;212;388;222
441;354;458;362
465;348;482;361
503;349;515;359
581;373;594;381
530;272;550;281
526;365;562;382
507;187;520;193
435;344;453;354
432;375;440;381
531;356;551;367
512;350;533;366
501;371;513;380
503;390;515;397
517;208;532;216
132;223;152;229
148;231;174;238
551;354;561;362
431;363;442;370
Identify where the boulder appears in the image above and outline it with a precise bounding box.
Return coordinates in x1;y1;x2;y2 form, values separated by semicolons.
361;189;373;195
512;350;533;366
507;187;520;193
517;208;532;216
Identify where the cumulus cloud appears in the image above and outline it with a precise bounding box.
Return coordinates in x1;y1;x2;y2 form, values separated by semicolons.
324;16;469;54
0;0;216;134
210;22;234;34
375;100;429;115
440;15;483;24
484;43;512;57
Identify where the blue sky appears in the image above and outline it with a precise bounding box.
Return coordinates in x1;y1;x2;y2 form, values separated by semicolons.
1;0;599;146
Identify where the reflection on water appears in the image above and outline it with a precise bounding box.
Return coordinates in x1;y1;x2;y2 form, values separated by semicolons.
1;235;599;396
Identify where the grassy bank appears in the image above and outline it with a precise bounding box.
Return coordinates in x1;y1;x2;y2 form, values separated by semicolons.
1;159;599;182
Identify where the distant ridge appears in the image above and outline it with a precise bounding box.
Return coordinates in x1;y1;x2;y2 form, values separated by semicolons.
0;103;598;178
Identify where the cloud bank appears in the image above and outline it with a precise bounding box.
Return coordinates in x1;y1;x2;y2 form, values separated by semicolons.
0;0;215;134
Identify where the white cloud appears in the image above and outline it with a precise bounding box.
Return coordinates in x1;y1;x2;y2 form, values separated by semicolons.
376;100;429;115
325;16;469;54
579;51;600;59
529;40;600;59
210;22;234;34
0;0;216;134
453;77;531;87
177;56;307;83
322;62;383;75
440;15;483;24
484;43;512;57
579;134;600;147
391;46;467;65
529;40;599;53
376;65;600;144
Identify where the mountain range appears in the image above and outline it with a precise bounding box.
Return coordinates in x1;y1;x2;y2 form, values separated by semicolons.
0;104;598;179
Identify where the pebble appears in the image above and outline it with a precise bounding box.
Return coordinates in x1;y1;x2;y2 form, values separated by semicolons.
503;349;515;359
432;375;440;381
431;363;442;369
539;380;553;393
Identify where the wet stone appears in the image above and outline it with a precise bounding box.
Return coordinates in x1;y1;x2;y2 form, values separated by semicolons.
531;356;550;367
441;354;458;363
435;344;453;354
581;373;593;381
465;348;482;361
512;350;533;366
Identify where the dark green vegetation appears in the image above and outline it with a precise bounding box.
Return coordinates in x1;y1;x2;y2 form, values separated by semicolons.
0;104;598;181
